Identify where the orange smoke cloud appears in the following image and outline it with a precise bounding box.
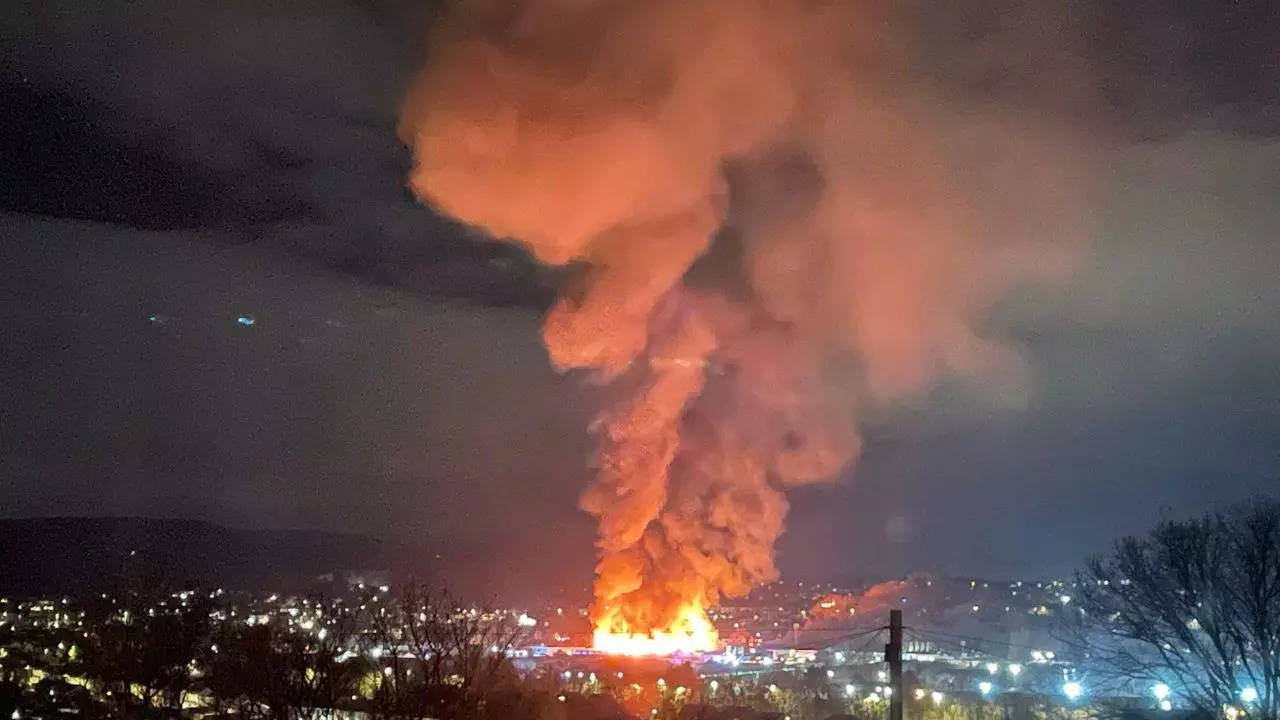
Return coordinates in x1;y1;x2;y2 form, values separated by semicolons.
399;0;1083;651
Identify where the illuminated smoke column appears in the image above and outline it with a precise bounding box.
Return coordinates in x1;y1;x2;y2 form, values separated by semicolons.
399;0;1080;652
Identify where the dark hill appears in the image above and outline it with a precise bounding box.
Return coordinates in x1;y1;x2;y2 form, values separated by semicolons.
0;517;388;595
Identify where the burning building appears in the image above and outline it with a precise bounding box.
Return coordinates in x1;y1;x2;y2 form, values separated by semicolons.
398;0;1081;655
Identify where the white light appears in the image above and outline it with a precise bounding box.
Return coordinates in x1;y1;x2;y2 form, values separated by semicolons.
979;682;993;695
710;680;719;691
878;670;888;681
761;657;774;667
1240;688;1259;703
846;684;856;697
931;691;944;705
1060;595;1072;604
827;670;835;678
883;687;893;697
1008;664;1023;677
1063;681;1083;700
1159;700;1173;711
1153;683;1170;700
986;663;999;675
835;652;846;663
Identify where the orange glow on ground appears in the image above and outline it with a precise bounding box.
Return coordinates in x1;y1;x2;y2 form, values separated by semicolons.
592;604;719;656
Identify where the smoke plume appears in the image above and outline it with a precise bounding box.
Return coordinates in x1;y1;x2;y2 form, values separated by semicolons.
399;0;1084;640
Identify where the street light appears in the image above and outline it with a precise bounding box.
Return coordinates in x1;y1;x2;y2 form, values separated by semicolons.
979;681;993;696
931;691;944;705
1240;688;1259;704
986;662;999;675
1008;664;1023;677
1152;683;1170;701
1063;681;1083;701
1159;700;1173;711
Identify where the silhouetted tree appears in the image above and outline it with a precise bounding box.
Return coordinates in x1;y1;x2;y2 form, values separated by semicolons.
205;600;368;720
1063;499;1280;720
79;591;213;716
361;584;524;720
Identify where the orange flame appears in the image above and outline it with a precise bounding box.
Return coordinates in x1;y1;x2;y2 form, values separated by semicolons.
400;0;1084;671
593;602;718;656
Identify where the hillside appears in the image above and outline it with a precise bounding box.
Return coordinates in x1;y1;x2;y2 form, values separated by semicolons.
0;517;388;595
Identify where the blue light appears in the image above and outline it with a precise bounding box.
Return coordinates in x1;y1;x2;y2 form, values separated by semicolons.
236;315;256;327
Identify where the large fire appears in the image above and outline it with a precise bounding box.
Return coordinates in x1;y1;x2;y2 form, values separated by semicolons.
400;0;1081;671
592;603;718;656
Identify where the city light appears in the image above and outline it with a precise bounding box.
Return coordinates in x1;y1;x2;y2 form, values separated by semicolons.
931;691;944;705
1159;700;1173;711
979;681;993;695
1008;664;1023;677
1063;681;1083;701
986;662;999;674
1240;688;1258;703
846;684;857;697
1153;683;1170;701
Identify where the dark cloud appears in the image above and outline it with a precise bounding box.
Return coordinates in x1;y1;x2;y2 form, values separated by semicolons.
901;0;1280;138
1;0;558;308
0;0;1277;596
0;214;596;597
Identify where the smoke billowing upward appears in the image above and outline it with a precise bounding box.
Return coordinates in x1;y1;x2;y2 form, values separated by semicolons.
399;0;1084;645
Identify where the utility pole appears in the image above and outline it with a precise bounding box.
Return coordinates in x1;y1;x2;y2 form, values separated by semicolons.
886;609;904;720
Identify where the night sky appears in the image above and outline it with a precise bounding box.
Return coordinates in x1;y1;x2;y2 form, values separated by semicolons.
2;0;1278;599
